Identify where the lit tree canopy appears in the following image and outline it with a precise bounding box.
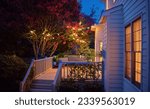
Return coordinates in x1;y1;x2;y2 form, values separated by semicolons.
0;0;94;59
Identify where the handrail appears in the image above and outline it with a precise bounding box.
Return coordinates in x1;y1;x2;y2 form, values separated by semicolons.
53;61;63;91
20;59;35;92
20;57;53;92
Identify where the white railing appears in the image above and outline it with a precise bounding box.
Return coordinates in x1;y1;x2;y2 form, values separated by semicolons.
34;57;53;77
20;59;35;92
53;62;63;91
20;57;53;92
53;61;103;91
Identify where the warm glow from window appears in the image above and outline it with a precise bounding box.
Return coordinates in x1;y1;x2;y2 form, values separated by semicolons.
100;41;103;62
100;41;103;51
133;18;142;84
125;25;131;79
125;18;142;87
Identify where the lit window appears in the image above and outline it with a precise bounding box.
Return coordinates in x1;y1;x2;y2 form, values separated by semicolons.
100;41;103;51
133;18;142;86
125;18;142;88
125;25;131;79
99;41;103;62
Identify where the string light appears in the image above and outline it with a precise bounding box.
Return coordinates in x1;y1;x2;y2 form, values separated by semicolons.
47;33;51;36
30;30;34;34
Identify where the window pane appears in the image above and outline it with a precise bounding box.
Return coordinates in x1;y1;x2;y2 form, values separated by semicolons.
135;73;141;84
134;42;141;51
125;25;131;80
133;18;142;86
126;53;131;61
133;19;141;31
133;31;141;41
135;53;141;62
126;34;131;43
135;63;141;72
126;26;131;34
126;43;131;51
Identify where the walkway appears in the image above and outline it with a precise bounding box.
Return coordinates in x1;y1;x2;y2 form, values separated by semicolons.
30;68;57;92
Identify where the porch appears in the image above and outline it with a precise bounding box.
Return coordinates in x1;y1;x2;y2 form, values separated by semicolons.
20;57;104;92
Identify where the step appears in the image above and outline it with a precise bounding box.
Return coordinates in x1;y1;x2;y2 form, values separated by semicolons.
31;84;53;89
30;88;52;92
32;80;53;84
31;82;53;86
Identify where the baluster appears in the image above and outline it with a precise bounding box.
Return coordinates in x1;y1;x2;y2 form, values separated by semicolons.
64;64;66;79
67;64;68;79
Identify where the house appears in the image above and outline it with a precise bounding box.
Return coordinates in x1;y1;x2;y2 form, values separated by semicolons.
91;0;150;92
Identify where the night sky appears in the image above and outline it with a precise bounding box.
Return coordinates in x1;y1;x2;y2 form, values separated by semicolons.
79;0;105;23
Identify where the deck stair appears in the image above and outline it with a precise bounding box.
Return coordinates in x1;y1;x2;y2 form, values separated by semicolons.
30;80;53;92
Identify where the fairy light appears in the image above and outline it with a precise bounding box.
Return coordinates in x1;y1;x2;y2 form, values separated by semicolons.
30;30;34;34
47;33;51;36
72;27;75;30
79;21;82;25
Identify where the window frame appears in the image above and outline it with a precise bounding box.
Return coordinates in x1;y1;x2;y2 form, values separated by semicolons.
125;24;132;80
125;17;142;89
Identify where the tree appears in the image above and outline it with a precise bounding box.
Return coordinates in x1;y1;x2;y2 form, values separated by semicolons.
24;0;81;59
0;0;95;59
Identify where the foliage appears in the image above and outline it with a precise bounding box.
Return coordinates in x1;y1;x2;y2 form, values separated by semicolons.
77;43;95;61
57;79;104;92
0;55;28;91
0;0;34;57
24;0;81;59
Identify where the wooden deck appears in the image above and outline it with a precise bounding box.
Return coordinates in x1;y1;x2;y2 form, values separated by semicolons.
35;68;57;80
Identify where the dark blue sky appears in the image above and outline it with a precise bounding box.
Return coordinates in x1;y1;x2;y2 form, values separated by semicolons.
79;0;105;23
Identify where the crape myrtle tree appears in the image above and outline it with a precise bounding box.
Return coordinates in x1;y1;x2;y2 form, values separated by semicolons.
25;0;81;59
25;0;94;59
0;0;94;60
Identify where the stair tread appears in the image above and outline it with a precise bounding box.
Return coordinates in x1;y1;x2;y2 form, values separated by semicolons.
31;85;53;89
30;79;54;92
32;83;53;86
30;88;52;92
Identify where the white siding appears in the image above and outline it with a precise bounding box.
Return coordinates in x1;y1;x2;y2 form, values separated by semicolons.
104;5;124;92
103;23;108;91
147;0;150;91
123;79;141;92
96;0;150;91
122;0;149;91
113;0;149;91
